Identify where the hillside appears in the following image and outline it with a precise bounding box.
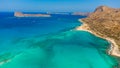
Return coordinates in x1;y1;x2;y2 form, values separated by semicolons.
77;6;120;57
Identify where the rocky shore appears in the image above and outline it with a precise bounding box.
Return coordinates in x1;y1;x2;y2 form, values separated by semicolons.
76;19;120;57
76;6;120;57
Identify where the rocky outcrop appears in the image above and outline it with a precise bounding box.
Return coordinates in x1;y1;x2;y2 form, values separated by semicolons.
14;12;51;17
77;6;120;57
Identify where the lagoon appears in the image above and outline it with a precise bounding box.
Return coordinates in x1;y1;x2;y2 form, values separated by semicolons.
0;13;118;68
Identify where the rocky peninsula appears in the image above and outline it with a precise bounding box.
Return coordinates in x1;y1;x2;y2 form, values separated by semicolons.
76;6;120;57
14;12;51;17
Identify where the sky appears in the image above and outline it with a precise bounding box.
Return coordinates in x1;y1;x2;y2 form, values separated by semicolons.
0;0;120;12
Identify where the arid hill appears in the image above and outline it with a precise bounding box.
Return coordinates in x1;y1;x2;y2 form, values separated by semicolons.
77;6;120;57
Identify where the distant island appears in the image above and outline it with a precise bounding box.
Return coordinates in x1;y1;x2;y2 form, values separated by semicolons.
47;12;90;16
47;12;71;15
14;12;51;17
72;12;91;16
76;6;120;57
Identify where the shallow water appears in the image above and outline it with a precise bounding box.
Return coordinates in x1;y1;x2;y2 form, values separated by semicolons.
0;13;119;68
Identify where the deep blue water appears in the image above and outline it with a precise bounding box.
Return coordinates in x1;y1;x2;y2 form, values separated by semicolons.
0;12;118;68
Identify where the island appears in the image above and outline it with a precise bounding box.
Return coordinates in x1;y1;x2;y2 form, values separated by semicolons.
72;12;91;16
14;12;51;17
76;6;120;57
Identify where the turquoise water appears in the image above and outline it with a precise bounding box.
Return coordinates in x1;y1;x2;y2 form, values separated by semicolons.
0;13;119;68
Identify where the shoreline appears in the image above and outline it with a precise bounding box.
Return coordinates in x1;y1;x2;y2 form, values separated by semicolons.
76;19;120;57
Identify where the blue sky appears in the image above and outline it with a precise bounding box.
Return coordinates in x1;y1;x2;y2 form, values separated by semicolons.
0;0;120;12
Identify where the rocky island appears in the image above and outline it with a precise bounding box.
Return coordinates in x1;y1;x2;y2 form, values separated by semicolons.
72;12;91;16
14;12;51;17
76;6;120;57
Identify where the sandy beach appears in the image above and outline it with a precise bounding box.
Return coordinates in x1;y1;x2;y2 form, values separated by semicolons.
76;19;120;57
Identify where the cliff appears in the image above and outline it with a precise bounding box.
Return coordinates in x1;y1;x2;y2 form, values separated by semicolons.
14;12;51;17
76;6;120;57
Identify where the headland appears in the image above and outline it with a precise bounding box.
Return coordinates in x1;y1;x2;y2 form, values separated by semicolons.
76;6;120;57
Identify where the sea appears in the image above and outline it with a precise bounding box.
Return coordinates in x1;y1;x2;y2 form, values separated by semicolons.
0;12;119;68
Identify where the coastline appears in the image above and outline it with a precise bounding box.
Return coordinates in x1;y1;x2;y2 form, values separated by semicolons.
76;19;120;57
